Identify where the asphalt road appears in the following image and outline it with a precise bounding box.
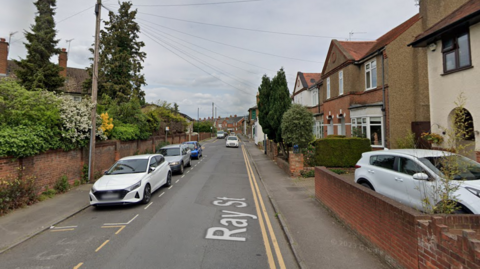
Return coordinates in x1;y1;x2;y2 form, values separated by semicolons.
0;138;298;269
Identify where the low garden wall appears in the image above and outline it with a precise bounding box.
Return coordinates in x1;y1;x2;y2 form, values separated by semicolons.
315;167;480;269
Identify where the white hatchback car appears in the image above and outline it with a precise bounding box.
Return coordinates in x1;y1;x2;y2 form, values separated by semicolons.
355;149;480;214
89;154;172;206
226;136;239;148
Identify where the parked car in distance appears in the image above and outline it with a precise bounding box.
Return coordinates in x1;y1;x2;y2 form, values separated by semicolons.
226;136;239;148
89;154;172;206
217;131;225;139
355;149;480;214
230;132;236;136
157;144;191;174
183;141;203;159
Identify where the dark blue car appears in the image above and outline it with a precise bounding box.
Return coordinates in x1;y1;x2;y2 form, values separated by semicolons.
183;141;203;159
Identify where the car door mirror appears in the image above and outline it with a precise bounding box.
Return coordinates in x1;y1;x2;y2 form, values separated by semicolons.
149;166;156;173
413;172;429;180
103;170;109;175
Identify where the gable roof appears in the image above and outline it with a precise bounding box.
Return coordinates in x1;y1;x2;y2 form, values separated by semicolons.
294;72;321;95
410;0;480;47
337;14;421;61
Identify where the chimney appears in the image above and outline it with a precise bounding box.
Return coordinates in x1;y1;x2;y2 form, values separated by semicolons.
256;92;260;105
218;116;220;119
0;38;8;76
58;48;67;77
230;115;232;117
234;114;237;117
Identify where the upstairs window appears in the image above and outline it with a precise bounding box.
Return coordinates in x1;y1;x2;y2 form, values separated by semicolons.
339;70;344;95
326;77;330;99
443;32;471;73
365;60;377;90
312;89;318;106
251;110;256;120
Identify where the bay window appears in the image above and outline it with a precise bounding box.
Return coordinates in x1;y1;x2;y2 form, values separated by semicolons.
351;116;383;147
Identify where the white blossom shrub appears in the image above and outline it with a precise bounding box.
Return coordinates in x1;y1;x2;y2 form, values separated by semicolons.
58;96;107;145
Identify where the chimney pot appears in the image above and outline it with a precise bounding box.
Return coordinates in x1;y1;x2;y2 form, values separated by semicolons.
234;114;237;117
0;38;5;42
62;48;66;52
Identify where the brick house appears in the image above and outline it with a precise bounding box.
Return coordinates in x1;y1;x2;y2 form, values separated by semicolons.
410;0;480;161
0;38;88;101
213;115;244;133
292;72;323;138
319;14;430;149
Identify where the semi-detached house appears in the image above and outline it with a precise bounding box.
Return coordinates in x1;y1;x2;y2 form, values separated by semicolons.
318;14;430;149
410;0;480;161
292;72;323;138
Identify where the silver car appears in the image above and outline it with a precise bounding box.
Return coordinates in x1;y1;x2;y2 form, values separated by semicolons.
157;144;192;174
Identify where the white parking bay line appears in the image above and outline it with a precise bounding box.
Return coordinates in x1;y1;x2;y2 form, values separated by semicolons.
51;225;77;229
195;164;198;167
144;202;153;210
159;192;165;197
168;186;173;190
104;214;139;226
175;179;179;183
187;170;190;173
181;175;185;178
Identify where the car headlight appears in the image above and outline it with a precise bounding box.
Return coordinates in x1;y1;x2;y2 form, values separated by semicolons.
125;181;142;192
466;187;480;198
169;161;180;166
91;185;97;193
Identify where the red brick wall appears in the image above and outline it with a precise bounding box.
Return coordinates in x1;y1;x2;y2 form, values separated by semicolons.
275;157;290;176
315;166;428;268
315;166;480;269
417;216;480;269
288;152;303;177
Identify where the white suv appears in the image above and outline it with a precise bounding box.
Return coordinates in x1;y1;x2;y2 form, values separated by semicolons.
355;149;480;214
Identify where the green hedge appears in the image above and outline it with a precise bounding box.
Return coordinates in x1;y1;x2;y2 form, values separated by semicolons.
314;137;371;167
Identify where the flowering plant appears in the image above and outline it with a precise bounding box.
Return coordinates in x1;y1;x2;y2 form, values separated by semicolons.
421;132;444;144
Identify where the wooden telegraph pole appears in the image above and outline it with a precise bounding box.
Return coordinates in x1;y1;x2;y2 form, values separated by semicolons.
88;0;102;182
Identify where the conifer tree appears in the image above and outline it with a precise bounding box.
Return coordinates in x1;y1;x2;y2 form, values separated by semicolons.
14;0;64;92
85;1;146;104
258;74;272;137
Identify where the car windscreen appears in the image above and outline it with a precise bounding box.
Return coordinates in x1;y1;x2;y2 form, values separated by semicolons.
217;131;224;134
227;137;238;141
185;144;196;150
107;159;148;175
419;155;480;180
158;148;181;156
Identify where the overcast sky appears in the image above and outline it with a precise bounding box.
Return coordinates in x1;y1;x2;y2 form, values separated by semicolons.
0;0;419;119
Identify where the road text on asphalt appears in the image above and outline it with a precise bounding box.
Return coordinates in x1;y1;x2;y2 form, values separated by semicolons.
205;197;257;242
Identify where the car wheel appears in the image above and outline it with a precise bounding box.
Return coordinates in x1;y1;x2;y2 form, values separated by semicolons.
179;163;184;174
360;182;374;191
165;172;172;187
142;184;151;204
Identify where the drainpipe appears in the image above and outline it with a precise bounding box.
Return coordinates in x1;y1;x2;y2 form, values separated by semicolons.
381;51;387;148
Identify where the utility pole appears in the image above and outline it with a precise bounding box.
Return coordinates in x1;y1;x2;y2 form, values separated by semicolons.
7;31;17;59
88;0;102;182
212;102;214;123
197;107;200;142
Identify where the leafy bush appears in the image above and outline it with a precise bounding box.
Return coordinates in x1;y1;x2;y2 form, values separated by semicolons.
395;130;416;149
54;175;70;193
302;144;316;167
39;187;56;201
281;104;314;148
300;169;315;178
314;137;371;167
156;141;170;152
329;168;347;175
0;176;38;215
111;123;141;141
0;125;60;158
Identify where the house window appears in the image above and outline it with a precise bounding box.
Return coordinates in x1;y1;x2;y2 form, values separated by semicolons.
312;89;318;106
251;110;256;120
326;77;330;99
442;32;471;73
339;71;343;95
351;117;383;147
365;60;377;90
312;119;323;139
338;117;345;135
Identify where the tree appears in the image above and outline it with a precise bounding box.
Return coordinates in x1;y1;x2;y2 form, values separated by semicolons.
14;0;64;92
258;74;272;137
267;68;291;158
281;104;314;149
85;1;146;104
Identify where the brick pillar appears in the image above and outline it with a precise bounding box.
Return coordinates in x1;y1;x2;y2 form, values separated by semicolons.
58;48;67;77
0;38;8;76
289;152;304;177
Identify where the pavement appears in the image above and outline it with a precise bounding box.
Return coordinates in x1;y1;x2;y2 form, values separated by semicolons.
240;135;387;269
0;135;388;268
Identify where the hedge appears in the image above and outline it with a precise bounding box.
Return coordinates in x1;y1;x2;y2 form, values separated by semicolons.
314;137;371;167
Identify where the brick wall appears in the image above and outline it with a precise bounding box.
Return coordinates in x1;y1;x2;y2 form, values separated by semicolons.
315;166;480;269
0;134;209;192
288;152;303;177
417;216;480;269
275;157;290;176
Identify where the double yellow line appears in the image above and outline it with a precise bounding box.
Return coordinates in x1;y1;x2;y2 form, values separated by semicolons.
241;145;286;269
